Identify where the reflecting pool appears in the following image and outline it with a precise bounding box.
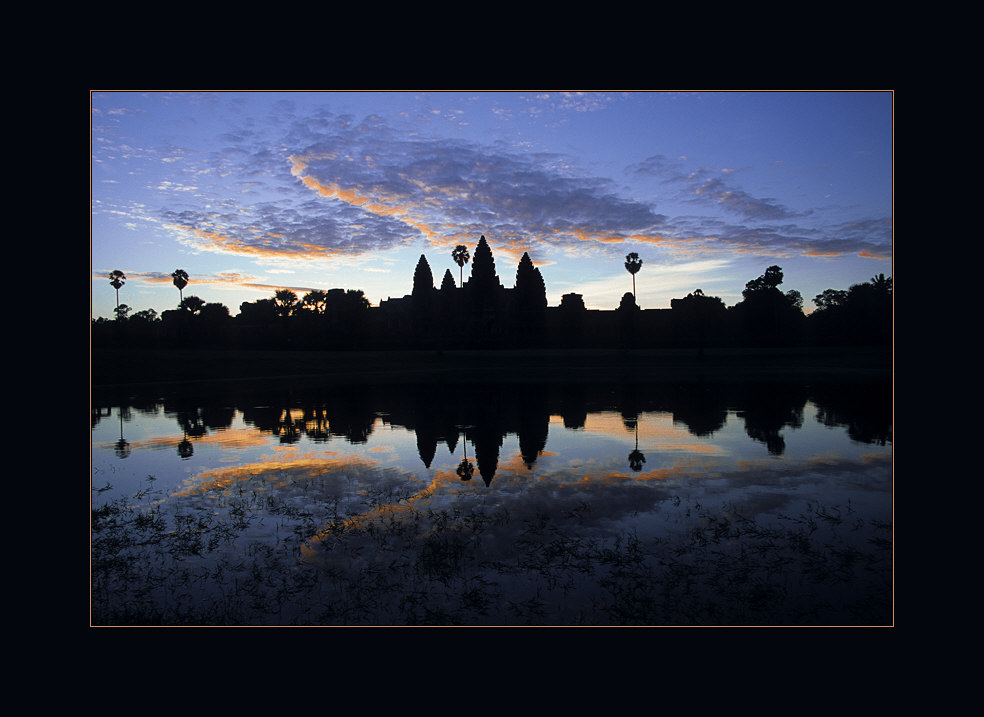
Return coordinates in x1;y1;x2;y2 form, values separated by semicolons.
91;376;892;626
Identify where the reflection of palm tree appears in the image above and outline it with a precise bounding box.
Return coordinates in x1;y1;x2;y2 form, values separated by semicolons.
628;421;646;472
456;457;474;481
171;269;189;304
109;270;126;310
452;245;470;286
114;408;131;459
455;430;474;481
624;252;643;299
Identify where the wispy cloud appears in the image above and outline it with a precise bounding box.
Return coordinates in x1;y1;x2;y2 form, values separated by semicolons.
630;154;890;259
94;104;891;273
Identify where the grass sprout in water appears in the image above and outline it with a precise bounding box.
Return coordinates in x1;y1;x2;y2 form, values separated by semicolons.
91;471;892;626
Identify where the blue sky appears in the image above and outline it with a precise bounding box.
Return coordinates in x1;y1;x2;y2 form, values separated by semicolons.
91;91;893;319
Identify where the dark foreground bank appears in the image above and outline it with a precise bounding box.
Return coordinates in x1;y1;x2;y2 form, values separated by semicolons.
91;346;891;389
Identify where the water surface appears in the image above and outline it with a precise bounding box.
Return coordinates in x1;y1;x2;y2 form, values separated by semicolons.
91;376;892;626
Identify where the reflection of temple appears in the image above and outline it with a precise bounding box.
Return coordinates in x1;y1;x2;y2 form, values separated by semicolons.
400;382;548;486
92;378;892;477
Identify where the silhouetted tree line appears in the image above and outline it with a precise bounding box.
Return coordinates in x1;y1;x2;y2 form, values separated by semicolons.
94;377;891;485
93;238;892;351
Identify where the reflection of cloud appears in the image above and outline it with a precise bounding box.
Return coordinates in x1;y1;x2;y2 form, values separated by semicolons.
176;455;403;497
121;428;271;452
578;412;729;455
299;450;892;585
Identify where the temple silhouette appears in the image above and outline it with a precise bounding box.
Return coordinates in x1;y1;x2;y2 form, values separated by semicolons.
94;235;893;352
377;235;551;349
374;235;663;350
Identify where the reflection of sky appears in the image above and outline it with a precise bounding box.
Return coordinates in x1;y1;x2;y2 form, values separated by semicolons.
92;401;891;520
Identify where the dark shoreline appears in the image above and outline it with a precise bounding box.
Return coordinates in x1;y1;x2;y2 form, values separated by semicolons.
91;346;892;390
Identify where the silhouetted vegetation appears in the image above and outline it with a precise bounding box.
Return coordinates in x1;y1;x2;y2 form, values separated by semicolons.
624;251;643;299
93;237;892;353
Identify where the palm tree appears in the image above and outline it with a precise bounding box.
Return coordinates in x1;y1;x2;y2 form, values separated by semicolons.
179;296;206;315
302;289;328;315
274;289;298;318
171;269;189;304
108;270;126;309
624;252;643;299
452;245;470;286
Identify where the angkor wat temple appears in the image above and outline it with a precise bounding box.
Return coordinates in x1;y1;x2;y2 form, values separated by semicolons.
96;235;890;353
376;235;666;350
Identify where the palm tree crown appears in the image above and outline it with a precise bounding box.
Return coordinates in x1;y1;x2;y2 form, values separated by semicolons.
171;269;189;303
452;245;470;286
624;252;643;298
109;270;126;308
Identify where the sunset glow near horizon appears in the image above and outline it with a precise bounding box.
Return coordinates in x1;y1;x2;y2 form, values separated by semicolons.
91;91;893;320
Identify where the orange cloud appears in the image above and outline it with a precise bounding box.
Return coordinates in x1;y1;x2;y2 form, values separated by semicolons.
289;155;439;245
175;455;390;497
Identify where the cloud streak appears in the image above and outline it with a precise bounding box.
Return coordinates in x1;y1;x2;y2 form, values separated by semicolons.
94;107;889;268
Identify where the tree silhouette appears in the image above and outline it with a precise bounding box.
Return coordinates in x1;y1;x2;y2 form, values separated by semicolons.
274;289;298;318
114;407;131;459
199;302;229;322
301;289;328;315
344;289;371;311
808;273;892;346
179;296;206;315
114;303;131;322
734;265;806;347
108;270;126;309
456;435;474;482
624;252;643;299
628;422;646;472
452;245;470;286
870;273;893;294
131;308;158;323
171;269;189;304
813;288;848;311
742;265;784;298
